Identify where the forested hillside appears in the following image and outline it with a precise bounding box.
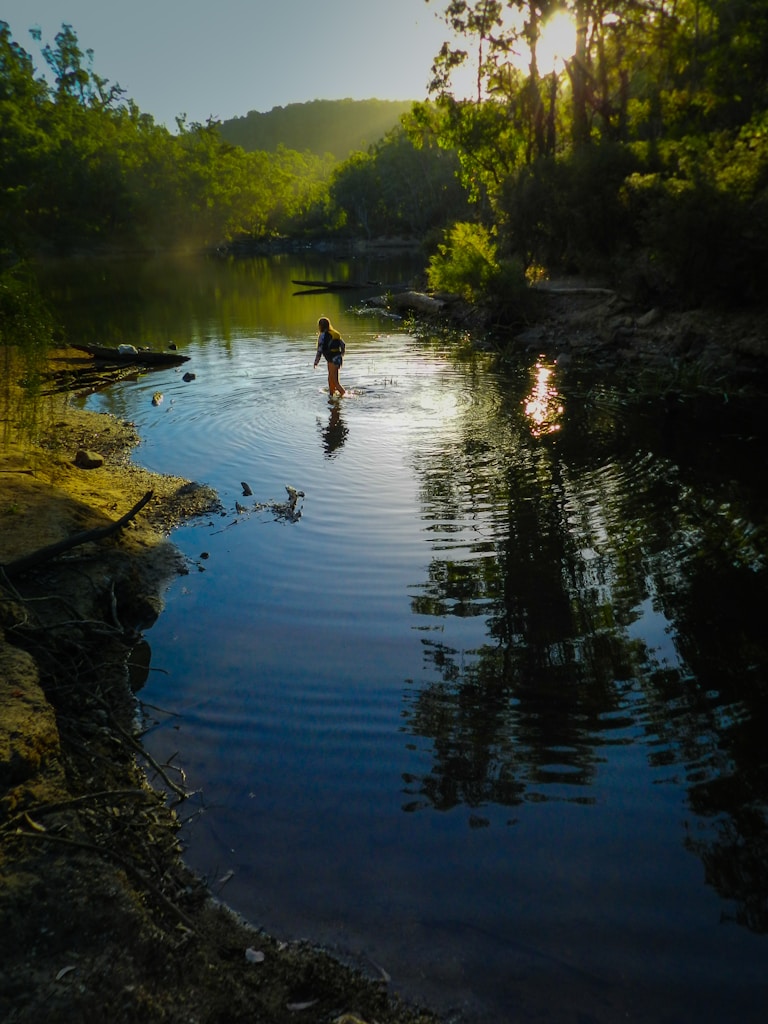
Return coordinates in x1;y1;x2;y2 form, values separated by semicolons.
4;3;768;315
0;22;458;256
219;99;414;158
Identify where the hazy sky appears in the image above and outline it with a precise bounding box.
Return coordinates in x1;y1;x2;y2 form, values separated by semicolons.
2;0;460;128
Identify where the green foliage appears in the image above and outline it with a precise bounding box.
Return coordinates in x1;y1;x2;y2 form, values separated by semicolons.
420;1;768;307
35;23;126;109
218;99;414;160
1;21;463;254
329;151;380;238
329;125;471;238
426;220;528;320
409;97;526;209
498;144;642;272
620;119;768;304
0;22;339;253
0;263;55;350
5;1;768;312
0;263;56;440
427;222;500;300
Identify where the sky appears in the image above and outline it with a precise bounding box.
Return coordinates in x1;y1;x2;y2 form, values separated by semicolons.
2;0;462;129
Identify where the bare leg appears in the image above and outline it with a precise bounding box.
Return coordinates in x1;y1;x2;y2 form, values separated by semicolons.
328;362;345;397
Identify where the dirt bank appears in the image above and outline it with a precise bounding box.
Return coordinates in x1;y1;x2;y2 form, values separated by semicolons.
0;354;438;1024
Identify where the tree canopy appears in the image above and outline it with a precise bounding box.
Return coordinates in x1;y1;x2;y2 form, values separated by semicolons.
417;0;768;305
0;24;428;255
3;8;768;307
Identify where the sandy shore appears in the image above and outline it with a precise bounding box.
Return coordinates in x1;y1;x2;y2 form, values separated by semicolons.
0;353;438;1024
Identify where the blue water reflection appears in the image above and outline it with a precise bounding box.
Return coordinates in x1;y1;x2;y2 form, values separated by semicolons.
36;254;768;1023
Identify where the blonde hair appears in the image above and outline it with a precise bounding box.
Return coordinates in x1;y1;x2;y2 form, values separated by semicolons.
318;316;341;339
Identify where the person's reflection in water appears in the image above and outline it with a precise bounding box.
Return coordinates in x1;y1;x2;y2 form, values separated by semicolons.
319;402;348;457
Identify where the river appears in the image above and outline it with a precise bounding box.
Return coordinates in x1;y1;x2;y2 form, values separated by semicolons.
36;252;768;1023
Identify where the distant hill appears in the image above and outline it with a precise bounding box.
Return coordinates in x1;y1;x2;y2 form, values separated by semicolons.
218;98;414;160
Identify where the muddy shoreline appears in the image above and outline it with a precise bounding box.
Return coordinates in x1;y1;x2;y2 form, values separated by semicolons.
0;369;439;1024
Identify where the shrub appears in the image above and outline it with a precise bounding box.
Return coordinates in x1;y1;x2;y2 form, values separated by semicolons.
621;166;768;306
427;222;500;302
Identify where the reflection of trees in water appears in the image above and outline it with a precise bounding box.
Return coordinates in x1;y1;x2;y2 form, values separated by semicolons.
1;270;57;445
666;562;768;933
405;392;648;810
686;756;768;933
403;359;768;931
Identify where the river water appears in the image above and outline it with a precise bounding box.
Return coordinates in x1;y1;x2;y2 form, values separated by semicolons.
37;254;768;1022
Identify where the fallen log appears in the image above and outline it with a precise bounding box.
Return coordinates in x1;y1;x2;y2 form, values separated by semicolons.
1;491;154;580
72;345;189;366
531;285;616;297
291;278;409;293
39;365;143;396
291;279;362;290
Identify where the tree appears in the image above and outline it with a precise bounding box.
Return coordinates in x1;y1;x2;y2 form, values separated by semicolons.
0;23;50;247
34;23;125;110
0;22;339;252
329;151;382;237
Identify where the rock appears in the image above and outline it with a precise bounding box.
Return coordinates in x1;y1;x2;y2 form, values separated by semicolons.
0;643;62;792
74;449;105;469
285;485;305;512
113;582;164;630
182;372;196;382
386;290;446;315
636;307;662;328
514;325;548;348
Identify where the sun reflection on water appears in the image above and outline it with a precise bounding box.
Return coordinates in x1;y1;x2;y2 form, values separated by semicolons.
523;358;564;437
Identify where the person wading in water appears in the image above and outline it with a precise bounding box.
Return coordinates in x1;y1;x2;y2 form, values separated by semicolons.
313;316;346;398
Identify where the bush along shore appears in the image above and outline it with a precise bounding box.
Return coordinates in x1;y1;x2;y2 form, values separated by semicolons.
0;363;439;1024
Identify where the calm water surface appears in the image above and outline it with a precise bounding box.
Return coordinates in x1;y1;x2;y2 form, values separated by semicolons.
41;255;768;1022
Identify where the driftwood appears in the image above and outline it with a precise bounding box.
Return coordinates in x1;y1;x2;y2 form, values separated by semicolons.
291;278;409;296
72;345;189;366
531;285;616;297
40;363;144;396
291;278;362;290
1;490;154;580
